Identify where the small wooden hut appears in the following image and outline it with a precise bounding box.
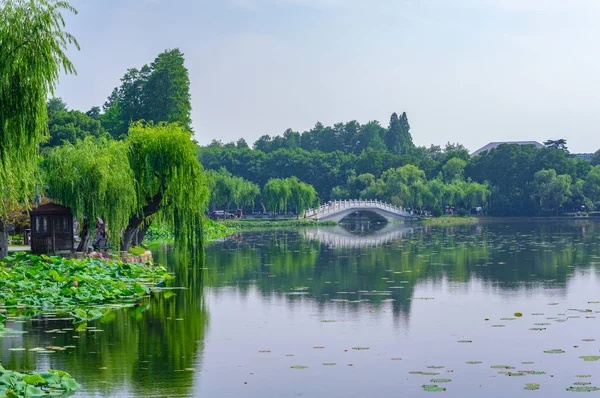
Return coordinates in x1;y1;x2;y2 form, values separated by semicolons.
30;203;74;254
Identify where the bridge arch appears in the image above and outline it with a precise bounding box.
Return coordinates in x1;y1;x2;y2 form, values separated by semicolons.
305;200;417;223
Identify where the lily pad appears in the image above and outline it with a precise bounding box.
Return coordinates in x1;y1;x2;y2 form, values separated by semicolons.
430;379;452;383
579;356;600;361
524;383;540;390
422;384;446;392
566;386;600;392
290;365;308;369
457;340;472;343
466;361;482;365
544;349;565;354
514;312;523;317
352;347;369;350
491;365;515;369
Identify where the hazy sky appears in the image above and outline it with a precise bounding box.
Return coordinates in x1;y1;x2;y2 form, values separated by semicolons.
55;0;600;153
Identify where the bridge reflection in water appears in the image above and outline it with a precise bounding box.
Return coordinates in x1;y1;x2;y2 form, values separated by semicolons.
303;222;415;248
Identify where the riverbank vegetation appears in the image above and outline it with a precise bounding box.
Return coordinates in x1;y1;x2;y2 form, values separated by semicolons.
0;251;172;396
199;118;600;217
0;253;172;323
221;219;336;230
144;220;236;246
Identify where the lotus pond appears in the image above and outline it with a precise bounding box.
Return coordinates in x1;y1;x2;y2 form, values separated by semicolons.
1;221;600;397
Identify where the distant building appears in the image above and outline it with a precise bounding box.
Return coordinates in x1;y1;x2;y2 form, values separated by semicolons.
573;153;594;161
470;141;544;157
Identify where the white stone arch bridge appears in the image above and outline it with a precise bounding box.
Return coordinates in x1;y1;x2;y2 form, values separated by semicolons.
305;199;418;223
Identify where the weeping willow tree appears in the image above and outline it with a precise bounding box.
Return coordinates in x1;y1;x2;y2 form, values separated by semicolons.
122;122;209;251
263;177;317;217
0;0;78;257
43;137;137;250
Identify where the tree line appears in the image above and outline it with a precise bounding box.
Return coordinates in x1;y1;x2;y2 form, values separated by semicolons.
199;124;600;216
206;168;317;217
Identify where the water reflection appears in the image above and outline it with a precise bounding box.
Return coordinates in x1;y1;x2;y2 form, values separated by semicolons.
1;221;599;397
0;249;208;398
203;221;600;318
304;223;414;248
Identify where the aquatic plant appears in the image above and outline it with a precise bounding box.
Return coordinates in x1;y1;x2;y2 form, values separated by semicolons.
0;366;79;397
0;252;173;323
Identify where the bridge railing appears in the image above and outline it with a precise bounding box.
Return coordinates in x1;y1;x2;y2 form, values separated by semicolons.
305;199;409;219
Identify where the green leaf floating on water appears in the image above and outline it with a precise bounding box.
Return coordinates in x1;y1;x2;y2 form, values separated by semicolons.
491;365;515;369
410;371;440;376
457;340;472;343
514;312;523;317
566;386;600;392
579;356;600;361
422;385;446;392
430;379;452;383
466;361;483;365
524;384;540;390
427;366;445;369
544;349;565;354
322;363;336;366
576;375;592;378
352;347;369;350
573;382;592;386
290;365;308;369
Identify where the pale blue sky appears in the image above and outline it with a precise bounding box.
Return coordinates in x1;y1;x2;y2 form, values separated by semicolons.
55;0;600;153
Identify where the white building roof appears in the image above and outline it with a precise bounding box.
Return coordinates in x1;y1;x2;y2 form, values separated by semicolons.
471;141;544;157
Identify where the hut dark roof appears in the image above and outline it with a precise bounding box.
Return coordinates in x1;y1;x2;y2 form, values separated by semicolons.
29;202;72;215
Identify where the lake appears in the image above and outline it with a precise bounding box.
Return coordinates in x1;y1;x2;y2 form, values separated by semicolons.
1;221;599;396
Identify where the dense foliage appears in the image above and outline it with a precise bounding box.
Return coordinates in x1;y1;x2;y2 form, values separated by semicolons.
199;115;599;216
124;122;209;250
206;168;260;214
101;49;192;139
44;137;136;246
0;0;78;256
0;364;79;398
263;177;318;216
43;123;210;251
44;97;109;148
0;253;172;321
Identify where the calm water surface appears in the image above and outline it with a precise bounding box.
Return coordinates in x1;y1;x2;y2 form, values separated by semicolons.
2;221;600;397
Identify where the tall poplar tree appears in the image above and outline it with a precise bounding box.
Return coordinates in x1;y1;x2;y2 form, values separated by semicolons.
385;112;414;155
101;49;192;138
0;0;79;257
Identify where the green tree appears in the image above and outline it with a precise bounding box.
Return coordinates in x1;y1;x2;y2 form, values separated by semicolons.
591;149;600;167
532;169;572;213
0;0;79;257
263;178;291;215
583;165;600;206
442;157;467;182
43;138;137;250
385;112;414;155
101;49;192;139
544;139;569;153
121;122;209;250
45;99;109;148
144;49;192;131
287;177;317;217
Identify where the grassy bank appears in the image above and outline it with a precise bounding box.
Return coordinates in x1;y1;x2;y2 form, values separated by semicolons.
144;219;236;246
221;219;337;230
420;216;479;225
